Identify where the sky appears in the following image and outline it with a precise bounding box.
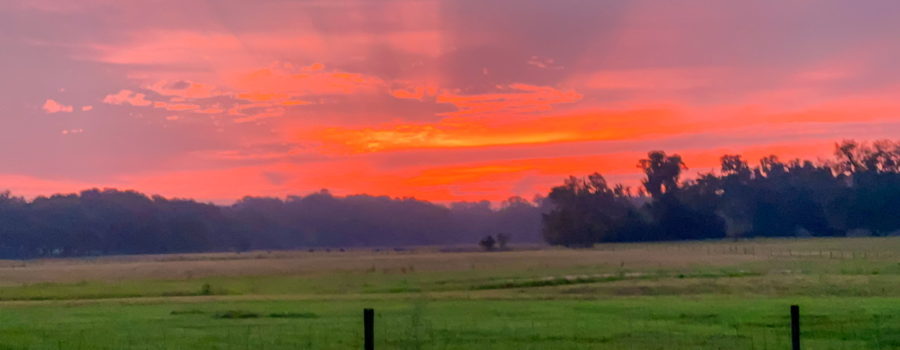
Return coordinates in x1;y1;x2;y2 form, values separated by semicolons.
2;0;900;203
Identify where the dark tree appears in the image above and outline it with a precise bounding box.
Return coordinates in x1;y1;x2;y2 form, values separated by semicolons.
542;173;640;246
479;235;496;251
638;151;685;198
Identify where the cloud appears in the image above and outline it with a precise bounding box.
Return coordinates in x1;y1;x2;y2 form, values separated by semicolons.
311;84;900;155
526;56;563;70
390;84;439;101
95;61;383;124
145;80;223;99
81;105;93;111
102;89;152;106
61;128;84;135
42;99;73;113
152;101;200;111
233;107;286;124
436;84;582;117
311;107;677;153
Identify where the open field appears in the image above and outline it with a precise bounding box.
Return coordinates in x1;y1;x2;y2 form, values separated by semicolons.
0;237;897;349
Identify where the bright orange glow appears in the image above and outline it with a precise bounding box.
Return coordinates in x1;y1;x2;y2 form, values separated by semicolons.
311;108;679;153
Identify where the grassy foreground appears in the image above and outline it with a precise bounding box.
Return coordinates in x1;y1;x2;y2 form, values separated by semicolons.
0;237;897;349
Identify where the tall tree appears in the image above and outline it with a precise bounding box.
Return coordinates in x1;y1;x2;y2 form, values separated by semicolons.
638;151;685;198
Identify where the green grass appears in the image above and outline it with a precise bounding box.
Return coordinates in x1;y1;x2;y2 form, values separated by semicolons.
0;237;896;349
0;297;896;349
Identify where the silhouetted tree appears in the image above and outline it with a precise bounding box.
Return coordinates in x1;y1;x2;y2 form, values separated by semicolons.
479;235;496;251
542;173;640;246
638;151;685;198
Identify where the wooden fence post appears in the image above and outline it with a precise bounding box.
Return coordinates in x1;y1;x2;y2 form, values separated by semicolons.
364;308;374;350
791;305;800;350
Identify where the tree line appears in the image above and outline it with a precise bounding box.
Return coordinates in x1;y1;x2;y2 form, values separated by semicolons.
542;140;900;246
0;188;542;258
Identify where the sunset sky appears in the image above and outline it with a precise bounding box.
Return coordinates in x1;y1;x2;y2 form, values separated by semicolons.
3;0;900;203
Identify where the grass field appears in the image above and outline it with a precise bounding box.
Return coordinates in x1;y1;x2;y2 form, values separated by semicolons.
0;237;897;349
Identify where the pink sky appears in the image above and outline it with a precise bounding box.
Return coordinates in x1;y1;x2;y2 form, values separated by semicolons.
2;0;899;203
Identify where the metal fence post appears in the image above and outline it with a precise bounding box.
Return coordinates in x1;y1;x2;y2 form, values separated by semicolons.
790;305;800;350
364;308;374;350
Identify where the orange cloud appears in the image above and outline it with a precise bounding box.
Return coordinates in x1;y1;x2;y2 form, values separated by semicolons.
307;88;900;162
165;103;200;111
145;80;222;99
312;108;680;153
390;85;439;101
236;93;290;102
60;128;84;135
99;61;378;123
42;99;73;113
281;99;312;106
102;89;152;106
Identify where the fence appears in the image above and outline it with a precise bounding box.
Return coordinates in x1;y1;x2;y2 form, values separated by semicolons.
360;305;806;350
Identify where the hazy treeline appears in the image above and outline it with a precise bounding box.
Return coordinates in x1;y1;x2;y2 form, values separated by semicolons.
225;194;542;250
0;188;542;258
542;140;900;246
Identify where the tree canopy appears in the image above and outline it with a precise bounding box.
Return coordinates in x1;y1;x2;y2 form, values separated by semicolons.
541;140;900;246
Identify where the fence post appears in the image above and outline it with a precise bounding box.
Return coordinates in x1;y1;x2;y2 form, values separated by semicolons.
364;308;374;350
790;305;800;350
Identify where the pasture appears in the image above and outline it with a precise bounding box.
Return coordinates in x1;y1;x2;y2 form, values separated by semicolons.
0;237;897;349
